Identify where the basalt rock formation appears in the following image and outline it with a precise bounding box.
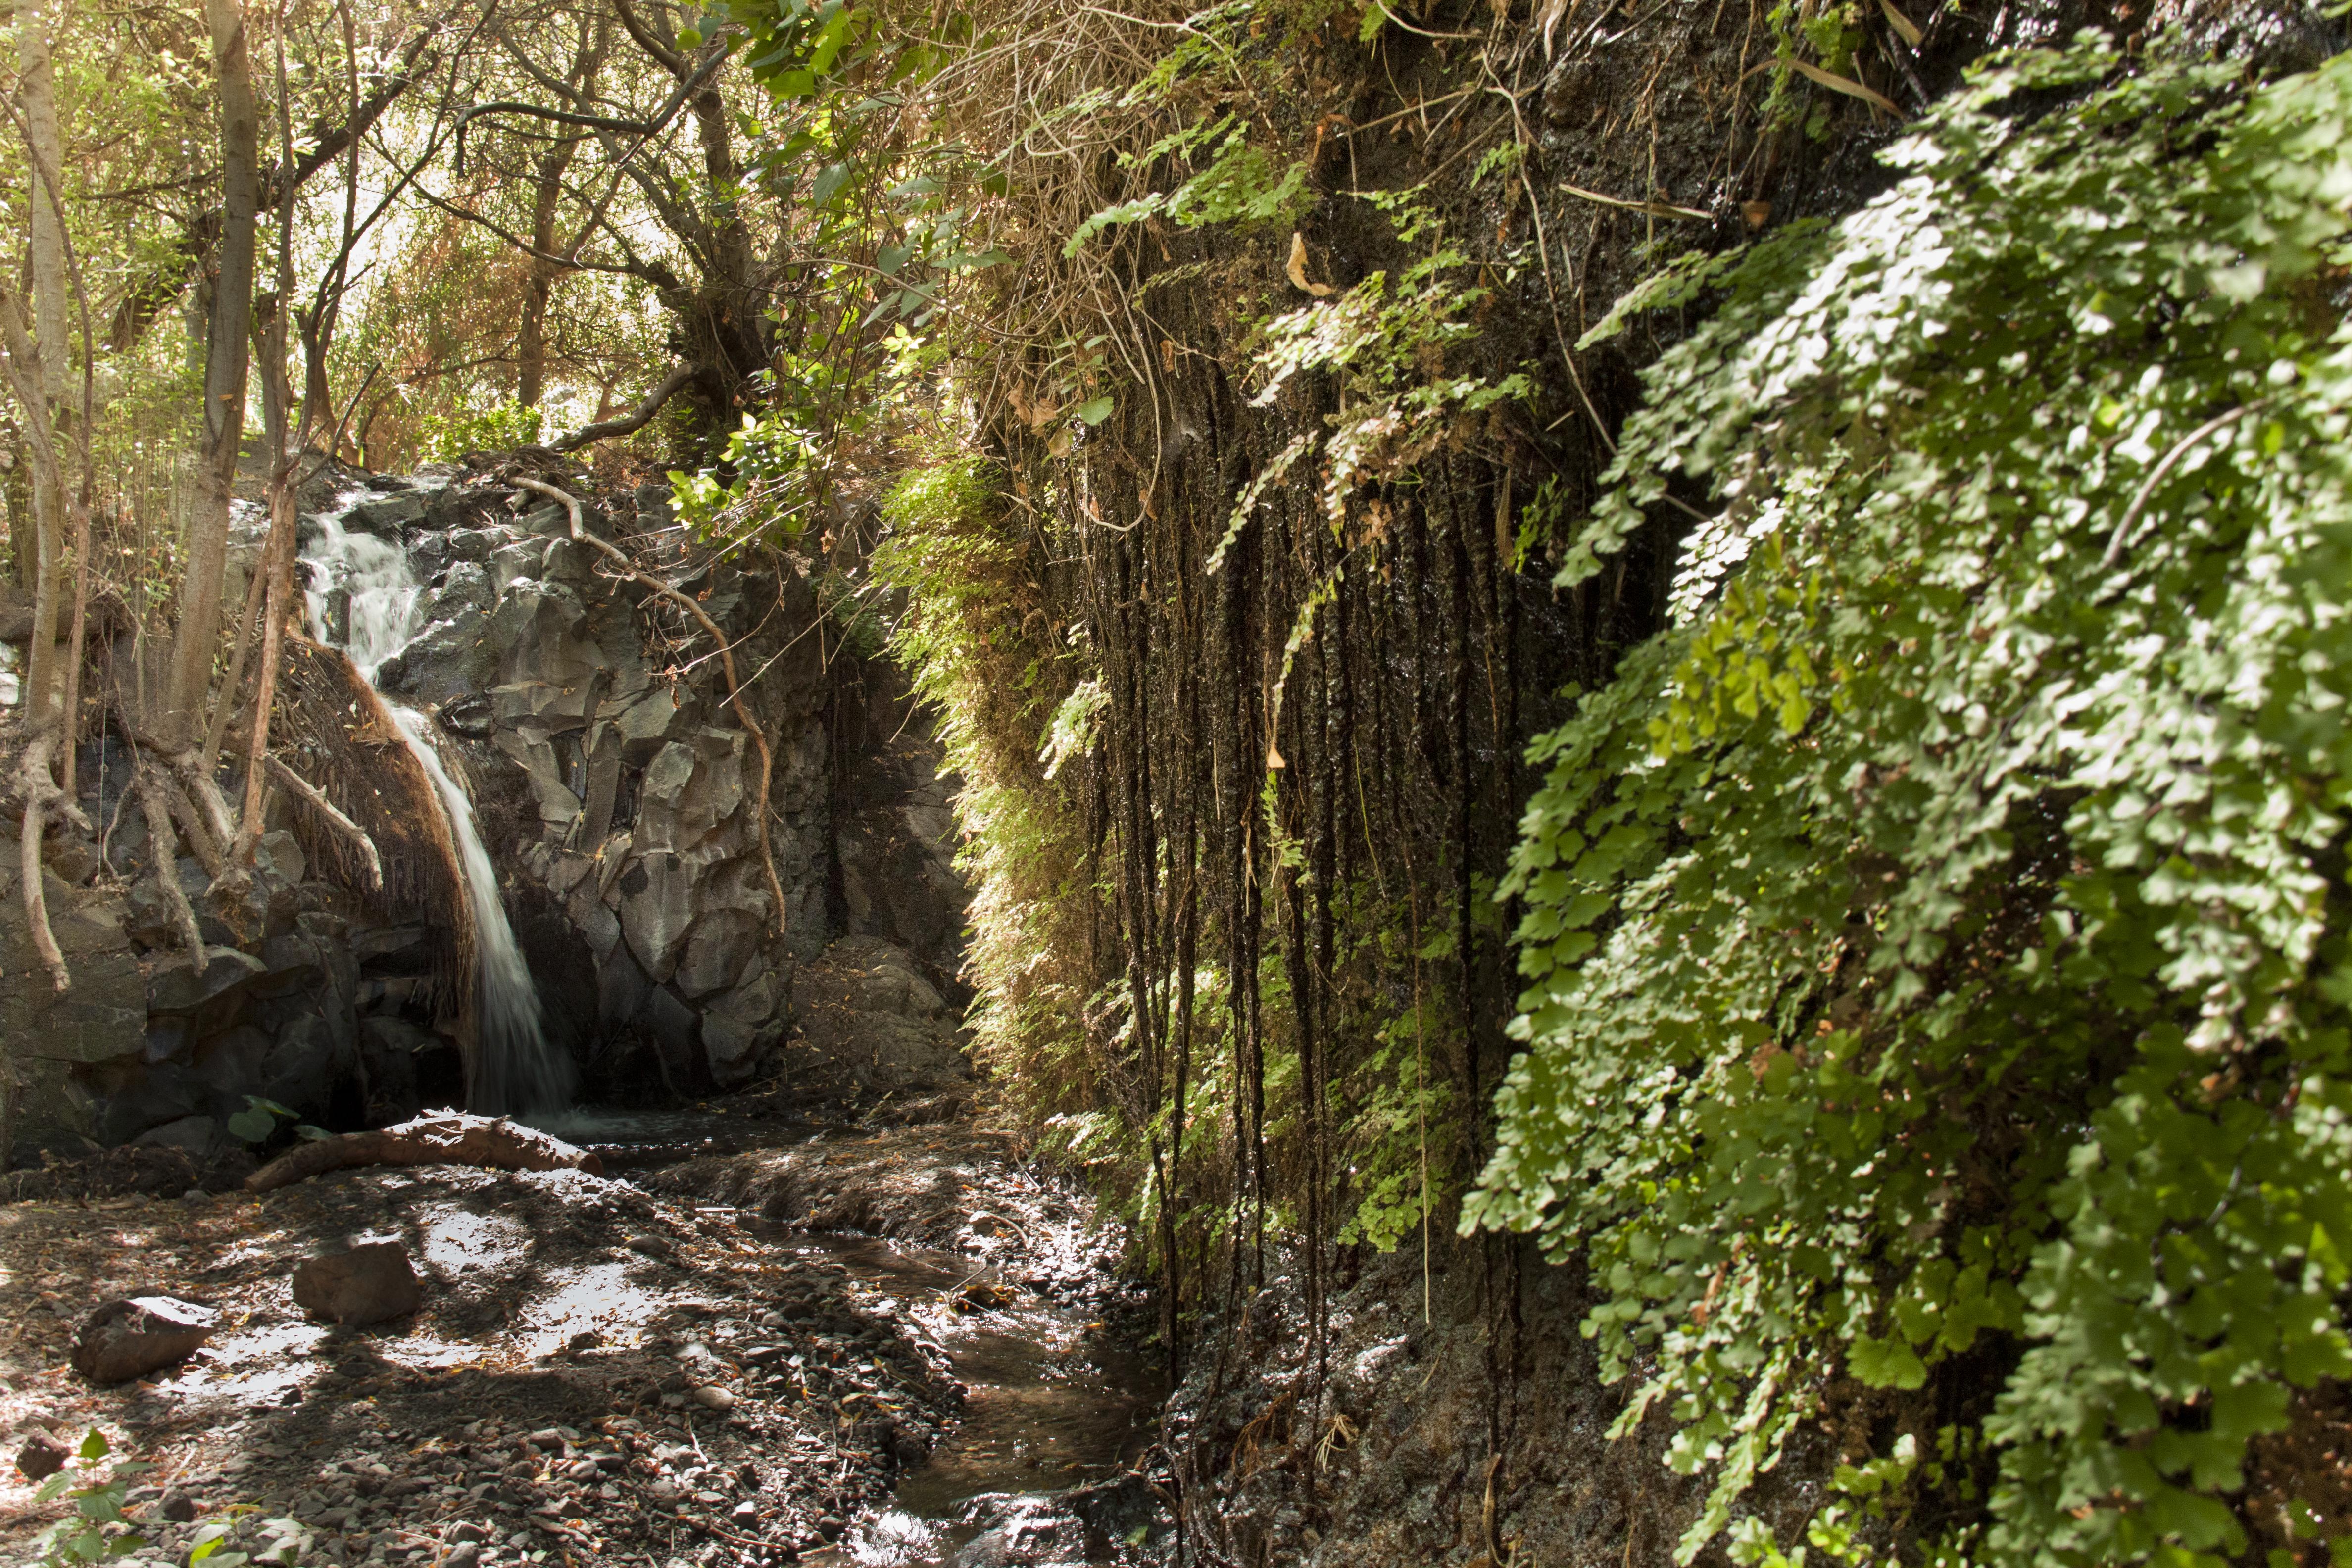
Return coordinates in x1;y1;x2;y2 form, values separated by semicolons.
1;451;970;1159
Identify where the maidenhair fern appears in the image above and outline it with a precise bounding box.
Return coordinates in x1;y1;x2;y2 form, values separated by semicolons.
1467;36;2352;1568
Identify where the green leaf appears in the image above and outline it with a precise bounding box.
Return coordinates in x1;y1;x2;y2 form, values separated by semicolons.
224;1108;275;1144
1076;395;1114;426
1847;1335;1927;1390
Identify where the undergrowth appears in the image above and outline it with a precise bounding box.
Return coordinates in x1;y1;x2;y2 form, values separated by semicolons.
1469;38;2352;1568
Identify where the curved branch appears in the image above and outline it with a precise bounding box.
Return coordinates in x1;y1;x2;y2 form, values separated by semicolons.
551;364;696;450
454;46;726;173
510;477;789;942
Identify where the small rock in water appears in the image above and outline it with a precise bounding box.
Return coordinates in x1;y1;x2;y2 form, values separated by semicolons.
15;1434;68;1481
293;1240;423;1326
72;1295;220;1384
690;1385;736;1411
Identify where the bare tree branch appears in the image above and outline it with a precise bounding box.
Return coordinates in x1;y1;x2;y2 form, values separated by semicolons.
551;363;695;449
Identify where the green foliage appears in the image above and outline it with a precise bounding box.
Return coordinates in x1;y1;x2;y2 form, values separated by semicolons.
1468;37;2352;1568
874;457;1103;1132
814;566;888;660
414;399;544;463
31;1431;147;1567
1247;189;1532;534
223;1096;328;1149
1334;996;1453;1252
1066;116;1313;255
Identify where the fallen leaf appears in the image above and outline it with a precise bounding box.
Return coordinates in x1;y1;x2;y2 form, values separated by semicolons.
1791;59;1901;116
1537;0;1573;55
1286;232;1334;297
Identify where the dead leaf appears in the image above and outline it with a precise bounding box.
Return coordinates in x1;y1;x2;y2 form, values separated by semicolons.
1537;0;1572;55
1790;59;1901;116
1286;232;1334;297
1266;738;1286;770
1878;0;1923;46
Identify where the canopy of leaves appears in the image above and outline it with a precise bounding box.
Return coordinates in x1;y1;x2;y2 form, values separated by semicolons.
1467;36;2352;1568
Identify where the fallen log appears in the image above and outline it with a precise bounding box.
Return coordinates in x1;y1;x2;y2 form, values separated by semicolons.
245;1110;604;1192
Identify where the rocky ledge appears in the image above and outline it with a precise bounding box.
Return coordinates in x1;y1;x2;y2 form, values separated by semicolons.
3;450;972;1161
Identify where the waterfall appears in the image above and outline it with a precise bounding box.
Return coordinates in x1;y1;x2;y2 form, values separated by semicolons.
301;497;578;1115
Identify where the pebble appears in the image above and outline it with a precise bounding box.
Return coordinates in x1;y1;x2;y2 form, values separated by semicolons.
690;1384;736;1410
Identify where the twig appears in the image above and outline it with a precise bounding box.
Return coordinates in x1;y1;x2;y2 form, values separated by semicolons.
266;755;383;889
2099;399;2270;570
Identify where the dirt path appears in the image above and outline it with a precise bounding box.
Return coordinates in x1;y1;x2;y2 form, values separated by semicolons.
0;1117;1152;1568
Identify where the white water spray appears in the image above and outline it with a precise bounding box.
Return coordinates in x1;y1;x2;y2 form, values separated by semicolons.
302;498;577;1115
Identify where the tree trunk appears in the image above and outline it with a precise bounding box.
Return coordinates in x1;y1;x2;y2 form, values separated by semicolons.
515;143;575;412
15;0;68;729
164;0;261;743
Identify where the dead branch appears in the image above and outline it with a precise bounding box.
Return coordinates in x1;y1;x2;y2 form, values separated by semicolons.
14;728;88;993
133;766;207;972
164;774;226;878
265;754;382;889
550;363;694;451
244;1110;606;1192
510;476;789;935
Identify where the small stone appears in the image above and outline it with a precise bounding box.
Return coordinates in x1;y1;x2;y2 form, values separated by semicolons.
525;1429;567;1454
16;1434;68;1481
729;1501;760;1527
72;1296;220;1384
160;1491;198;1522
293;1241;423;1327
448;1521;490;1545
443;1548;481;1568
689;1385;735;1411
565;1460;600;1482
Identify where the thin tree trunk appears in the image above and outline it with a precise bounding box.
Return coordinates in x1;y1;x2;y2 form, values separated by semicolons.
166;0;261;743
14;0;67;734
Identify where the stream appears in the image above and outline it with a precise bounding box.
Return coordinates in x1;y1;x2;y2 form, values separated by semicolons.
564;1111;1169;1568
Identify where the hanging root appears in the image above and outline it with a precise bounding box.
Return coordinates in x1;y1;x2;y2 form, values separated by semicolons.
14;728;90;993
133;763;208;972
265;754;382;890
510;476;790;938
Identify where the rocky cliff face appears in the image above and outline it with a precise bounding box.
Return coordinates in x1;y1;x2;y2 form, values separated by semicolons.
1;451;970;1161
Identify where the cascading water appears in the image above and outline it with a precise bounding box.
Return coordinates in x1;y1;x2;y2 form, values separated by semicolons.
301;497;577;1115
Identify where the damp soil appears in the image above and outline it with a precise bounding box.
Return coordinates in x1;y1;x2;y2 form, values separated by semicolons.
0;1108;1169;1568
